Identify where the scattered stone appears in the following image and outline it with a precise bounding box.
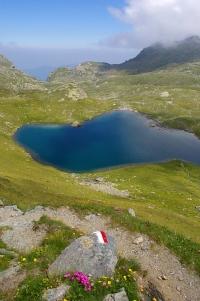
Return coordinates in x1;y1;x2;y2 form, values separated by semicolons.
84;214;98;221
160;91;169;98
80;179;130;198
58;98;65;102
178;276;184;281
0;264;26;292
103;288;129;301
42;284;70;301
48;233;117;279
71;121;80;127
161;275;168;280
176;286;181;292
0;199;3;206
141;245;149;251
195;206;200;212
96;177;104;182
128;208;136;217
133;236;144;245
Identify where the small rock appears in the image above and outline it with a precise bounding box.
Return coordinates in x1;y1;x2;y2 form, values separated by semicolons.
0;199;4;206
195;206;200;212
0;264;26;292
160;91;169;98
84;214;97;221
133;236;144;245
141;245;149;251
176;286;181;292
72;121;80;127
48;233;117;279
103;288;129;301
178;275;184;281
96;177;104;182
42;284;70;301
128;208;136;217
161;275;167;280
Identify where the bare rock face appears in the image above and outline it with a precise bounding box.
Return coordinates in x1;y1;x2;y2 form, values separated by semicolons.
48;233;118;279
103;288;129;301
0;264;26;292
42;284;70;301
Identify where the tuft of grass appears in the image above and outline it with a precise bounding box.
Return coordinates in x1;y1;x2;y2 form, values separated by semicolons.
14;275;61;301
0;238;16;271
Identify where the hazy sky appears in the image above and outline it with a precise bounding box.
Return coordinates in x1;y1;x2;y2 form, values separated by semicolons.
0;0;199;69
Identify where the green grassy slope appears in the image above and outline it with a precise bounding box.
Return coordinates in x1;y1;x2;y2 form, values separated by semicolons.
1;58;200;280
0;88;200;244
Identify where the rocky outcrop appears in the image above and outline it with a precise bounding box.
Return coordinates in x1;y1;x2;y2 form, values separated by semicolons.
0;53;45;91
48;233;118;278
80;178;130;198
0;263;26;292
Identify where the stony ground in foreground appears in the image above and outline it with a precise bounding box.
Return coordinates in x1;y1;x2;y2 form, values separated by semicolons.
0;205;200;301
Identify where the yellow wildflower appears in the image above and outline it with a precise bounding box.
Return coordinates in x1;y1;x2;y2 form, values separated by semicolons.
22;257;26;261
123;275;127;281
33;258;37;262
107;280;112;285
128;268;133;272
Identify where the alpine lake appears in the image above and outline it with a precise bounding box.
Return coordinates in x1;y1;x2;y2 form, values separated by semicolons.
14;110;200;173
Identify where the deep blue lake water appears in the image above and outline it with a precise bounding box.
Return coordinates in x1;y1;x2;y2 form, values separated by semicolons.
14;110;200;172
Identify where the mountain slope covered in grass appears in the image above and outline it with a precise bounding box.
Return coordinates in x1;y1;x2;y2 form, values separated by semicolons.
112;36;200;73
0;54;45;93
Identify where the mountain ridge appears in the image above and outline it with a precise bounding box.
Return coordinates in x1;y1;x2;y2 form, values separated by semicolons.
48;36;200;81
111;35;200;73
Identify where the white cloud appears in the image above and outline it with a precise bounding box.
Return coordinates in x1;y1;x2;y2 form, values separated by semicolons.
107;0;200;48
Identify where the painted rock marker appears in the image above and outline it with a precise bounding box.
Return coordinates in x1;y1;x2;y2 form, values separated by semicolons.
93;230;109;244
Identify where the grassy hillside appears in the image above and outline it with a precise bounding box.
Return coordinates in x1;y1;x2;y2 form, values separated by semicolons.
1;55;200;290
78;61;200;137
0;86;200;243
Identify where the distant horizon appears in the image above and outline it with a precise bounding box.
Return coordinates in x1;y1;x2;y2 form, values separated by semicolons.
2;34;200;80
0;46;138;80
1;0;200;76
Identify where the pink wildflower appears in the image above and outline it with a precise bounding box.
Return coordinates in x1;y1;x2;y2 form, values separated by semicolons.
64;271;93;291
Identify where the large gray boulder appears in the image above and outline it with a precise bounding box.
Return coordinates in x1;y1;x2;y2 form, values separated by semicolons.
103;288;129;301
48;233;117;278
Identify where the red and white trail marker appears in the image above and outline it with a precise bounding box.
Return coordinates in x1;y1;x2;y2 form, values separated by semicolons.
93;230;109;244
